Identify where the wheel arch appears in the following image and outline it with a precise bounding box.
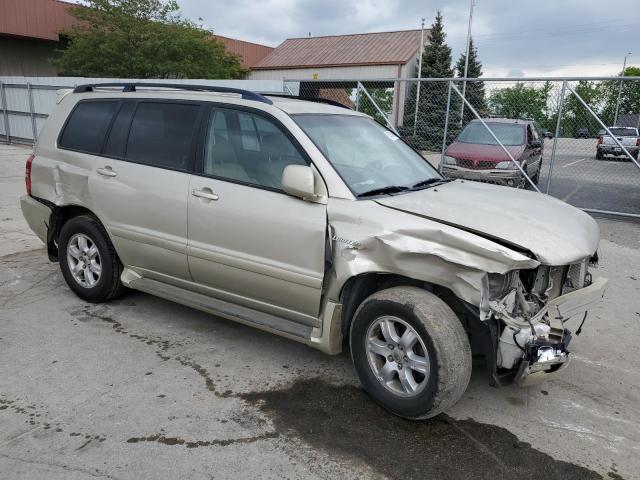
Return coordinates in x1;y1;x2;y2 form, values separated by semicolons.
45;203;106;261
338;272;475;343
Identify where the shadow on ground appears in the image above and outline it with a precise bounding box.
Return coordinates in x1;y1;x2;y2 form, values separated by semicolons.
242;379;606;480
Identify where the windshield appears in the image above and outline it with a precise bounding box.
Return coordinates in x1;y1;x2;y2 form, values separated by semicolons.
608;127;638;137
457;122;526;146
293;114;441;196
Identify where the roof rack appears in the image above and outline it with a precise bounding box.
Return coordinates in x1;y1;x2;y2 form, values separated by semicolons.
266;94;352;110
72;83;273;105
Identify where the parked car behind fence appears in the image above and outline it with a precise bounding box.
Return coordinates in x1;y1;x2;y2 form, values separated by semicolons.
442;118;543;187
596;126;639;160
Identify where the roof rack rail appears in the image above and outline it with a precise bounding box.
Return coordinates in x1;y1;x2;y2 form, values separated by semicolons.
266;94;351;110
72;82;273;105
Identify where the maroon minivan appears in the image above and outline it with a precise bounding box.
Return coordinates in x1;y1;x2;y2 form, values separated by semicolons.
442;118;543;187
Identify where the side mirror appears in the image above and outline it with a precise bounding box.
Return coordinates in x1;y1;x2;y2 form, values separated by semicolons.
282;165;316;200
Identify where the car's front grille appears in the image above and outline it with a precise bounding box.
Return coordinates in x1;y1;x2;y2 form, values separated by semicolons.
477;161;497;170
454;158;497;170
456;159;474;169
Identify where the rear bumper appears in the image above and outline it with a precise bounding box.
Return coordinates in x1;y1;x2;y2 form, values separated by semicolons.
515;277;608;386
20;195;51;243
443;165;522;186
597;145;638;156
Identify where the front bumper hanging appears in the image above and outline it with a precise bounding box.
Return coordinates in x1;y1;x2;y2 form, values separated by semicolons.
514;277;608;386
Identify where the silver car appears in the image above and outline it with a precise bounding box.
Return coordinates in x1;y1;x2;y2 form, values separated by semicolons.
21;83;607;419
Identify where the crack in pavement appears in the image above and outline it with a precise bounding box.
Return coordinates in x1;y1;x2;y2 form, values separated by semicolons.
126;431;279;449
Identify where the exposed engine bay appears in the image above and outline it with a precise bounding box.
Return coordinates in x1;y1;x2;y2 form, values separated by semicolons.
488;256;604;385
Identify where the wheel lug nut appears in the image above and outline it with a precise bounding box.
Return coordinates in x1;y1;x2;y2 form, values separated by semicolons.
387;355;394;362
403;355;408;361
388;344;394;350
398;363;403;369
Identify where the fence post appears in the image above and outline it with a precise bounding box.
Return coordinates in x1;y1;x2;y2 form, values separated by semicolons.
439;80;453;174
355;82;361;112
546;80;567;194
27;82;38;142
0;82;10;145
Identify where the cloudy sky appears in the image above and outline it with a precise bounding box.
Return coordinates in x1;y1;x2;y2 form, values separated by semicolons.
176;0;639;77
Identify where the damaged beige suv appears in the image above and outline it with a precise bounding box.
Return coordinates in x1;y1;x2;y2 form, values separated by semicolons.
21;83;607;419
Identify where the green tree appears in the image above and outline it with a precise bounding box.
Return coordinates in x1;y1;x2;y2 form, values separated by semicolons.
563;80;601;137
488;81;553;127
54;0;246;79
599;66;640;126
401;11;460;151
358;87;394;125
455;37;486;123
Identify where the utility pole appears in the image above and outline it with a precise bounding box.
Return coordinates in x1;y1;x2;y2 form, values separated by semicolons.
459;0;475;124
413;18;426;137
613;52;631;126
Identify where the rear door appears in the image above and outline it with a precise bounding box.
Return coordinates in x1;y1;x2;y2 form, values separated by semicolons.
187;105;327;325
86;100;203;281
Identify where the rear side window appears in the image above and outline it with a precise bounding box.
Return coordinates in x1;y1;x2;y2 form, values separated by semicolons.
104;101;136;158
125;102;200;170
59;101;119;154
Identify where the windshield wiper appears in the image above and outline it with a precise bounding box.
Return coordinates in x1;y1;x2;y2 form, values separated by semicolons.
357;185;410;198
411;178;452;189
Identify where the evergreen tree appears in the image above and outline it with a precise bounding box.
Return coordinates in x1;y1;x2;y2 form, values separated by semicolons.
455;37;487;123
401;11;459;151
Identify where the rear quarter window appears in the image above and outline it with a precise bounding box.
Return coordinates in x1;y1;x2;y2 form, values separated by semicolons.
59;101;119;154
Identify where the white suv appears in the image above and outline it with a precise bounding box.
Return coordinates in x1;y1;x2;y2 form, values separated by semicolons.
21;83;607;419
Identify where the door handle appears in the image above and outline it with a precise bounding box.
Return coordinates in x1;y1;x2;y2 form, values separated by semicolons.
192;188;219;201
96;166;117;177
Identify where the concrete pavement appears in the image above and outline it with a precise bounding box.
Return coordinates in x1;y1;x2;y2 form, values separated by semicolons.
1;143;639;479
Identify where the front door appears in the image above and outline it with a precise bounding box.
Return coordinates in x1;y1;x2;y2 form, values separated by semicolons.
187;105;327;325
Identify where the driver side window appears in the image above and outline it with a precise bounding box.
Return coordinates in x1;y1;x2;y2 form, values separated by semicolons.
202;107;307;190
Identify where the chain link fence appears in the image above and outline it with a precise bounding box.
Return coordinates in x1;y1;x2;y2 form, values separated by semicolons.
0;76;285;144
287;77;640;217
1;76;638;217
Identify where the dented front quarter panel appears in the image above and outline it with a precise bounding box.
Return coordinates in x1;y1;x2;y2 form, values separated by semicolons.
326;198;540;309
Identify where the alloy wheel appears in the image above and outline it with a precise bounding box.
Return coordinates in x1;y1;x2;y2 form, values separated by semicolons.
365;316;430;397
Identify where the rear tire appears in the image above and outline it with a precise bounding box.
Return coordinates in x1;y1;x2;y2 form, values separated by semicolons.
58;215;124;303
349;287;472;419
596;151;603;160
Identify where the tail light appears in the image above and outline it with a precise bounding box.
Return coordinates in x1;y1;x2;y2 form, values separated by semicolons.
636;138;640;147
25;154;35;195
597;136;603;145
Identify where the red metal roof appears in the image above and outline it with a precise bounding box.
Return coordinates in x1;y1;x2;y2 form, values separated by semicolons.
0;0;76;41
252;29;427;70
214;35;274;68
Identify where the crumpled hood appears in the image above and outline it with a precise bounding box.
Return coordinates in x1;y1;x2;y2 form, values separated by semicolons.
375;180;600;266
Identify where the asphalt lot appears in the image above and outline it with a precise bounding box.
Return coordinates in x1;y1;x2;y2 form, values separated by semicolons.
538;137;640;215
1;143;640;480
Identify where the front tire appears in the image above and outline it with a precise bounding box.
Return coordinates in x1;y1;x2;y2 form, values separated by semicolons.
349;287;472;419
58;215;124;303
